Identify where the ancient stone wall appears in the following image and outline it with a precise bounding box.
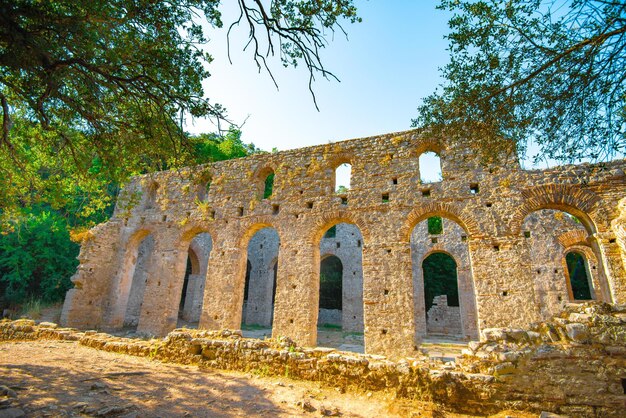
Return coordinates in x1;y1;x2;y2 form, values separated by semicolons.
61;128;626;357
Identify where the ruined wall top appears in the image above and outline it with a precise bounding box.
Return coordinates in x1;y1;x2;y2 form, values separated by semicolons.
110;128;626;244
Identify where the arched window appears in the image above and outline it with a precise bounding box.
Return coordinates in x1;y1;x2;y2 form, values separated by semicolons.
334;163;351;193
419;152;442;183
565;251;593;300
263;172;275;199
144;182;158;209
197;180;211;202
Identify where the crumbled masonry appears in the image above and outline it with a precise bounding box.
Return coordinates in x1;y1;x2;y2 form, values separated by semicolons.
3;302;625;416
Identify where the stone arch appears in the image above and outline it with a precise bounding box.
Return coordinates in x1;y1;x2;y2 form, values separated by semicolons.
521;207;611;316
175;231;213;324
315;221;365;350
241;225;281;328
510;185;604;235
410;218;479;340
254;164;277;200
563;249;595;301
412;136;445;158
107;227;156;328
562;245;600;302
558;230;590;248
310;211;371;246
401;202;482;242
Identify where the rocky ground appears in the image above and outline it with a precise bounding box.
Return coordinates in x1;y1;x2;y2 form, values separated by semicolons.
0;340;531;418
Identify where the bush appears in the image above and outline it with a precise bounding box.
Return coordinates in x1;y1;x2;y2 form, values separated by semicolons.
0;208;79;307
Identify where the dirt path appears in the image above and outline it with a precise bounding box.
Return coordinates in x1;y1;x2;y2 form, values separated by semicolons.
0;340;535;418
0;340;452;418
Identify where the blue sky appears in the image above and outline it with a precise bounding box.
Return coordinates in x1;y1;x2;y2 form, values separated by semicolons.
189;1;451;155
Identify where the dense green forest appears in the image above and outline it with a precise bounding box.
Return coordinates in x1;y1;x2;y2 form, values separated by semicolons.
0;127;259;312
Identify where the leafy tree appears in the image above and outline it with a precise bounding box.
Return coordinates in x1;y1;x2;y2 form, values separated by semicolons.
0;0;360;216
0;207;79;306
414;0;626;164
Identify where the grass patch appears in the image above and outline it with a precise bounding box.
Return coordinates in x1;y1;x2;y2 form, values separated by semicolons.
319;323;342;330
20;298;43;319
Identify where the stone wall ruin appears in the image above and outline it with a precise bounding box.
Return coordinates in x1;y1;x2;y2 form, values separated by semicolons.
61;129;626;358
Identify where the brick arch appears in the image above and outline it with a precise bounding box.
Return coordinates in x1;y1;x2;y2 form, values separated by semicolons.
177;224;216;251
510;185;603;235
310;211;370;245
237;217;281;249
421;249;459;267
400;202;482;242
412;135;445;157
558;230;590;249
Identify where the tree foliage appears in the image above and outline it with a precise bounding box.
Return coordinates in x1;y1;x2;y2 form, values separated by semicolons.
423;252;459;311
0;207;79;306
0;0;359;217
414;0;626;163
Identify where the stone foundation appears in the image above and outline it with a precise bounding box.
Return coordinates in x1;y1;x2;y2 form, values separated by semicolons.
4;302;626;417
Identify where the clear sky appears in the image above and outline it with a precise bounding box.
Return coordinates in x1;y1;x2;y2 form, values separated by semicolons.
188;1;452;155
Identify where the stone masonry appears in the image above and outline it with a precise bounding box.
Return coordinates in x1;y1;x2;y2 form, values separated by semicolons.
61;128;626;358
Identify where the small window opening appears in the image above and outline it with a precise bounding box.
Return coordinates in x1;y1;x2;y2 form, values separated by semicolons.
566;252;593;300
384;289;389;296
493;245;500;251
145;182;159;209
502;291;508;296
461;235;467;242
335;163;351;193
486;202;493;208
427;216;443;235
381;329;388;335
386;249;392;254
419;151;442;183
272;204;280;215
263;172;275;199
336;242;341;248
210;210;216;219
609;238;617;244
307;202;314;209
422;189;431;197
470;183;479;194
524;231;531;238
382;193;390;203
392;177;398;185
162;215;167;222
431;237;438;244
621;378;625;394
357;240;362;247
341;197;348;205
238;207;244;216
324;225;337;238
299;190;304;195
197;180;211;202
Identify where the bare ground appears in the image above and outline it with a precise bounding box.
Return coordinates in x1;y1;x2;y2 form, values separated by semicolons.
0;340;534;418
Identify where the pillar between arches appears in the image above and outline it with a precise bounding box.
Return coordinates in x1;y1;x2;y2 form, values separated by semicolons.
362;241;416;359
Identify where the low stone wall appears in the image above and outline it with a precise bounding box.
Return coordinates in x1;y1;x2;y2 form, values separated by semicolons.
2;302;625;417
